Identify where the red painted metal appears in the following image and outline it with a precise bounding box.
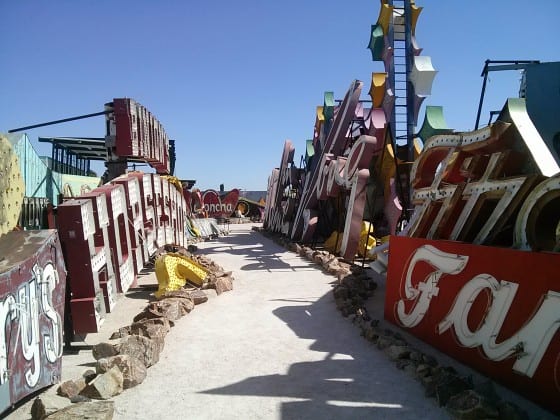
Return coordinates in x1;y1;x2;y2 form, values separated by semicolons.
113;98;140;157
0;230;66;413
111;174;147;273
95;184;136;292
57;199;106;333
77;190;118;313
54;173;191;335
111;98;170;174
385;235;560;413
202;189;240;219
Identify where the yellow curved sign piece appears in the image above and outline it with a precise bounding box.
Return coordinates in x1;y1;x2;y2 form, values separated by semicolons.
369;72;387;108
315;106;325;137
377;1;394;35
155;253;209;297
411;5;422;35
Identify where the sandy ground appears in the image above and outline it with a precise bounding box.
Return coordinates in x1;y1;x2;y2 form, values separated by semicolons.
5;223;555;419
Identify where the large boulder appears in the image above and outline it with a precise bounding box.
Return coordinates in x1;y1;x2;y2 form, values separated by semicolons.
133;298;192;322
215;276;233;295
80;367;123;400
57;379;86;399
45;401;114;419
119;334;162;367
129;318;171;346
189;289;209;305
97;354;147;389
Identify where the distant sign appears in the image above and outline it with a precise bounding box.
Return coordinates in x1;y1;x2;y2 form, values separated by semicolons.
202;189;239;218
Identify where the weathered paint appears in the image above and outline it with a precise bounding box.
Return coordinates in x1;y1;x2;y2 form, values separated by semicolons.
57;199;107;333
406;99;560;247
0;230;66;415
201;189;239;219
54;173;191;334
110;98;170;174
6;133;101;203
385;235;560;413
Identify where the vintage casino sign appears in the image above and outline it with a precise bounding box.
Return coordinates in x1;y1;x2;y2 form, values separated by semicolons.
107;98;170;174
385;235;560;412
406;98;560;249
57;173;188;334
201;189;239;218
0;230;66;415
265;80;389;260
264;140;298;235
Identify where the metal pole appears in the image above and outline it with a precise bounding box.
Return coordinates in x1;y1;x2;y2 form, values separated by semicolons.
475;60;490;130
8;110;111;133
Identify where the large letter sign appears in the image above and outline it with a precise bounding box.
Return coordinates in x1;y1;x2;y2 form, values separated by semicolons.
0;230;66;415
385;235;560;412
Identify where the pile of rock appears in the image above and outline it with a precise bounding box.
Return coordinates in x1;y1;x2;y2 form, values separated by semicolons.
352;313;529;418
254;227;356;280
191;254;234;294
31;253;233;419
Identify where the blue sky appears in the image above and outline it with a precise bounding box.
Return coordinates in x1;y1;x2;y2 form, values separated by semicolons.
1;0;558;191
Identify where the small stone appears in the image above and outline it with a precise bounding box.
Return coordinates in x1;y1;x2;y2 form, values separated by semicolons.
134;300;182;321
376;337;392;350
165;297;195;315
92;342;118;360
496;400;529;420
130;317;172;335
395;359;411;370
57;380;83;399
403;363;417;378
82;370;97;383
364;327;379;343
157;289;192;300
188;289;208;305
119;334;162;367
416;364;431;378
474;380;500;405
409;351;423;362
333;286;349;300
80;367;123;400
435;372;472;407
96;354;147;389
385;345;410;361
445;389;499;419
45;401;114;419
215;276;233;295
110;327;131;340
422;354;438;367
69;395;91;403
31;397;46;420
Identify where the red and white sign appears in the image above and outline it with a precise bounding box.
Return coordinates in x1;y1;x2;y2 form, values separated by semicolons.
385;235;560;413
201;189;239;219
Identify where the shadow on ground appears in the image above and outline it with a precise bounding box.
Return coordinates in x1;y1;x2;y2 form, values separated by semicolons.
197;229;316;273
198;228;439;419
